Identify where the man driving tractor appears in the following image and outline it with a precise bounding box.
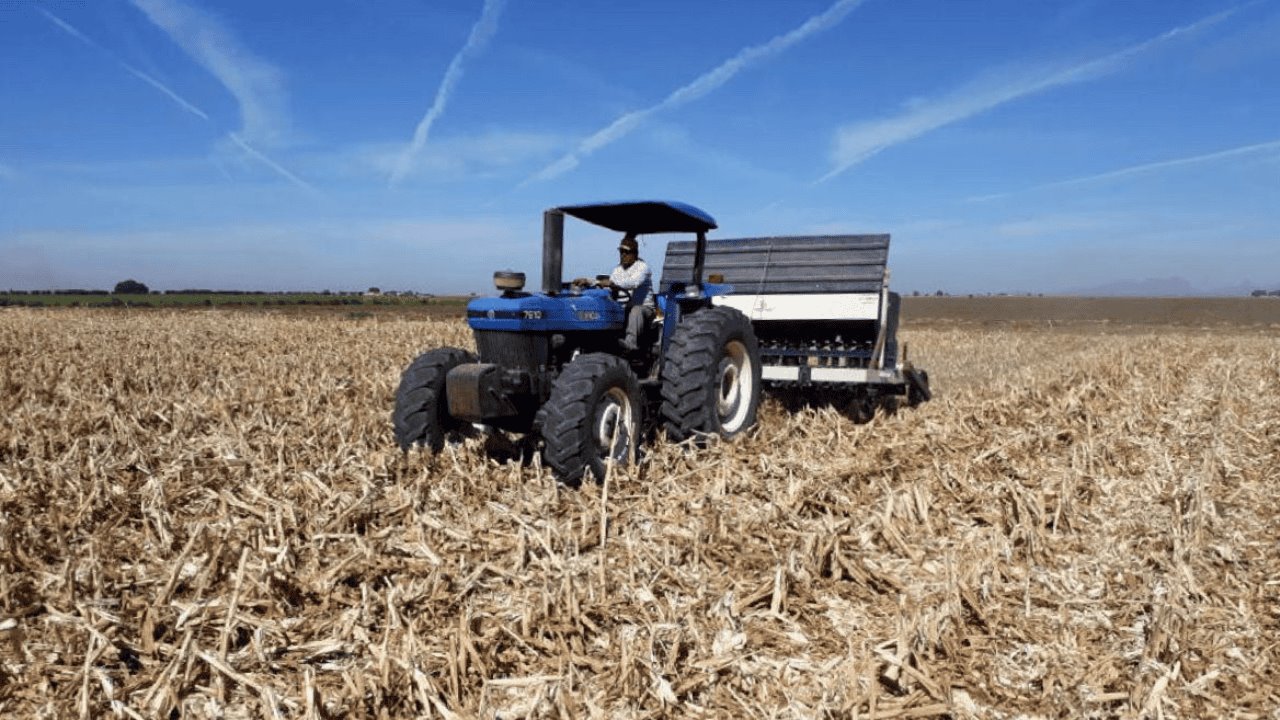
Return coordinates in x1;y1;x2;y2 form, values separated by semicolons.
575;233;654;353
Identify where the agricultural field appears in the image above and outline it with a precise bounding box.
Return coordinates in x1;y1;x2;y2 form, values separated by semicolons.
0;292;470;313
903;296;1280;327
1;305;1277;718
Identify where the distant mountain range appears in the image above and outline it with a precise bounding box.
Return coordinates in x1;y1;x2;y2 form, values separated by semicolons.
1059;277;1276;297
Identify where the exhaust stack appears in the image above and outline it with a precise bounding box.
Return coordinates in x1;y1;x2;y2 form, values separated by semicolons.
541;209;564;294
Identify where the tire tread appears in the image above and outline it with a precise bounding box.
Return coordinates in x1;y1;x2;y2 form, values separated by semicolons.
393;347;474;451
542;354;639;485
659;306;761;442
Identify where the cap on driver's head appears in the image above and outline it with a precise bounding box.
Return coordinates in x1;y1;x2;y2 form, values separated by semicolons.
618;235;639;253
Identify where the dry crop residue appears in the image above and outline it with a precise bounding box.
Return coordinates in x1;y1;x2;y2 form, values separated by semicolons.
0;309;1277;718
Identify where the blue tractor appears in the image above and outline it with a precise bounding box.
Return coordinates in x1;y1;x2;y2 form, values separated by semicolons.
393;201;762;484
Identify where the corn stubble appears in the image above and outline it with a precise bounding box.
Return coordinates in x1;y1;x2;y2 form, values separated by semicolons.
1;309;1277;718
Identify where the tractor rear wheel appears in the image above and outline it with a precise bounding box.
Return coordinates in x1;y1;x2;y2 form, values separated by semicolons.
660;306;762;442
542;353;642;486
393;347;475;452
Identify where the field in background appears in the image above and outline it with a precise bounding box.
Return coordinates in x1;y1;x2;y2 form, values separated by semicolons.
0;292;471;313
1;308;1277;717
903;296;1280;327
7;293;1278;327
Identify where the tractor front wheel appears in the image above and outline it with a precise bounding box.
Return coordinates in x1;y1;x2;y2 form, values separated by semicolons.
660;306;763;443
393;347;476;452
542;354;642;486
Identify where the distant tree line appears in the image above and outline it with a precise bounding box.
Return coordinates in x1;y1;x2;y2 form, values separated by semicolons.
1250;289;1280;297
907;290;1047;297
1;288;422;296
159;289;363;295
4;288;113;295
0;295;133;308
3;277;445;306
114;279;149;294
0;282;445;308
0;294;382;308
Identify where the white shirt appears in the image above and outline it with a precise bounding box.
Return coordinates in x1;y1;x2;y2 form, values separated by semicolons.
610;258;653;308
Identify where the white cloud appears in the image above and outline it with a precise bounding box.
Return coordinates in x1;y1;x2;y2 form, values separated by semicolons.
525;0;868;184
820;7;1237;182
95;1;315;190
389;0;507;186
17;129;558;189
44;3;311;190
130;0;289;146
339;130;563;183
0;162;16;182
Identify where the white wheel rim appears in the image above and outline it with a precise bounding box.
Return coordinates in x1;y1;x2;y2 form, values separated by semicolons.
595;387;634;461
717;340;754;433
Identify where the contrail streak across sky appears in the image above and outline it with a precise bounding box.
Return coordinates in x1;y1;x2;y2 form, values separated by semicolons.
524;0;868;185
39;7;209;121
129;0;290;148
818;7;1239;183
227;133;318;193
970;138;1280;202
389;0;506;186
38;6;314;192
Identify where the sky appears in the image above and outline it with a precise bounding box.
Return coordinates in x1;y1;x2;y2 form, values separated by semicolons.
2;0;1278;295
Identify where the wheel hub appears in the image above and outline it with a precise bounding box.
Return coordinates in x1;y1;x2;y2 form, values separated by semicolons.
716;340;754;433
595;387;634;462
717;359;741;418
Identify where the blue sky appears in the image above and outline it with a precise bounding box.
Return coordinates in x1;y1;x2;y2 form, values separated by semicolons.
2;0;1278;295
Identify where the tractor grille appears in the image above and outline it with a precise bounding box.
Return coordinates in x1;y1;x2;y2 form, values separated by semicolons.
473;331;547;373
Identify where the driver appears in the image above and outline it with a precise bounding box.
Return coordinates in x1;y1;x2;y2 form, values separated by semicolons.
578;233;654;353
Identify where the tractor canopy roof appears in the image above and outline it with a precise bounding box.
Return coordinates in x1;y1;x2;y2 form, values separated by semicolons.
556;201;717;235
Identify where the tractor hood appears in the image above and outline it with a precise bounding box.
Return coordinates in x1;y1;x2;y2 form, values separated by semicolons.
467;290;624;332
